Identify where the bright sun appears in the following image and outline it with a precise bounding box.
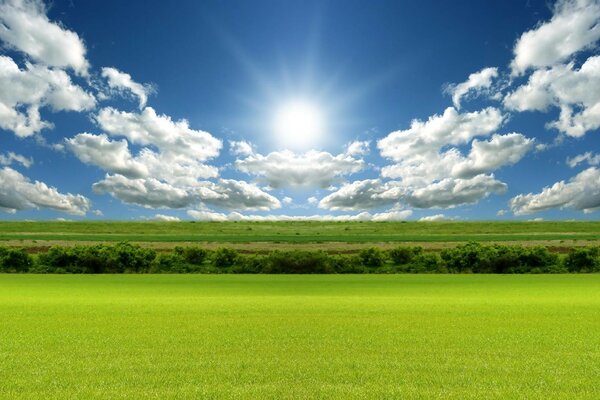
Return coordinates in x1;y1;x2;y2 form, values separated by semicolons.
273;100;323;150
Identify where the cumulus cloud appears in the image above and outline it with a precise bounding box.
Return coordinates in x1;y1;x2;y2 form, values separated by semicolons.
403;175;507;208
0;167;90;215
152;214;180;222
66;132;219;184
446;67;498;109
318;179;400;211
505;56;600;136
377;107;504;162
0;151;32;168
0;0;89;75
371;209;413;221
66;133;148;178
202;179;281;211
567;151;600;167
92;175;197;209
229;140;254;156
234;146;367;189
101;67;154;109
509;167;600;214
92;174;280;211
95;107;221;160
0;55;95;136
187;209;410;221
450;133;534;179
510;0;600;75
419;214;456;222
345;140;370;156
367;107;526;210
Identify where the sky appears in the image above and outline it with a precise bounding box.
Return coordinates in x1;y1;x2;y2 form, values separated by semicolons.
1;0;600;221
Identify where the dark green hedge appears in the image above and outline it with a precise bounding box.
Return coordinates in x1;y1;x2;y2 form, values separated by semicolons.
1;242;599;274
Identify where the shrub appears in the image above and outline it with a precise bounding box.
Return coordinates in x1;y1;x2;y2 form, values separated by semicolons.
264;251;333;274
213;248;238;269
388;246;423;265
564;247;600;273
329;255;365;274
174;246;208;265
359;247;386;268
441;242;493;273
0;247;33;273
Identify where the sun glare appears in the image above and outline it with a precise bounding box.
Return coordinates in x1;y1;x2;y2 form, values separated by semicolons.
273;100;324;150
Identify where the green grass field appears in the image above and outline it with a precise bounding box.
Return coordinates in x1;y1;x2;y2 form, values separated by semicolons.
1;220;600;243
1;274;599;399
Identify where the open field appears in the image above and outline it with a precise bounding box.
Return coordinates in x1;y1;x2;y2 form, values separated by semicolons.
1;221;600;253
1;274;600;399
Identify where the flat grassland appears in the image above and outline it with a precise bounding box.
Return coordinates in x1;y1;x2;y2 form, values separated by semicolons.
2;221;600;252
1;274;599;399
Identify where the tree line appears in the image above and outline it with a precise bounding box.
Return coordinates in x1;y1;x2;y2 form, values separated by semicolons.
0;242;599;274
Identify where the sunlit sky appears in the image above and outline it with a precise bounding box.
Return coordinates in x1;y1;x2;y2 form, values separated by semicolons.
1;0;600;221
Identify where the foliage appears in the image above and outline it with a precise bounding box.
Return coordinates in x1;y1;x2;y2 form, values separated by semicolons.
0;242;599;274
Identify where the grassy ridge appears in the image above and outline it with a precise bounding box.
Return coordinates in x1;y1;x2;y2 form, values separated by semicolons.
1;274;599;399
1;220;600;242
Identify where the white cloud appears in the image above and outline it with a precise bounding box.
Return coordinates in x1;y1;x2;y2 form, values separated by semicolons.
92;175;196;209
229;140;254;156
152;214;180;222
0;167;90;215
446;67;498;109
320;173;507;211
92;174;280;211
419;214;456;222
318;179;400;211
202;179;281;211
66;132;219;183
509;167;600;214
0;0;89;75
187;209;228;221
307;196;318;205
0;151;32;168
450;133;534;179
66;133;148;179
234;148;366;189
377;107;504;162
95;107;222;160
282;196;292;205
510;0;600;75
345;140;370;156
101;67;154;109
187;209;409;221
567;151;600;167
402;175;507;209
371;209;413;221
0;55;95;136
505;56;600;136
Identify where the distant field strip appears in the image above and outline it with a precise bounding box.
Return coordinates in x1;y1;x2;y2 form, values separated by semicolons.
1;275;599;399
1;221;600;243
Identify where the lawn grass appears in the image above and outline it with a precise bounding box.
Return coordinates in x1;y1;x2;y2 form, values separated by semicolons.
1;274;599;399
1;220;600;243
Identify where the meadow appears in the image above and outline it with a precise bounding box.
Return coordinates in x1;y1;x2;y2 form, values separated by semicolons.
1;274;599;399
2;220;600;244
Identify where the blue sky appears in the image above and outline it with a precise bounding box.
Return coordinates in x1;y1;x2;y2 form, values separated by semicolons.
1;0;600;221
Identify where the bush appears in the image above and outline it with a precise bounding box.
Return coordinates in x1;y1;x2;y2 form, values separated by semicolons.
359;247;386;268
264;251;333;274
388;246;423;265
441;242;494;273
0;247;33;273
564;247;600;272
213;248;238;269
174;246;208;265
38;243;156;273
